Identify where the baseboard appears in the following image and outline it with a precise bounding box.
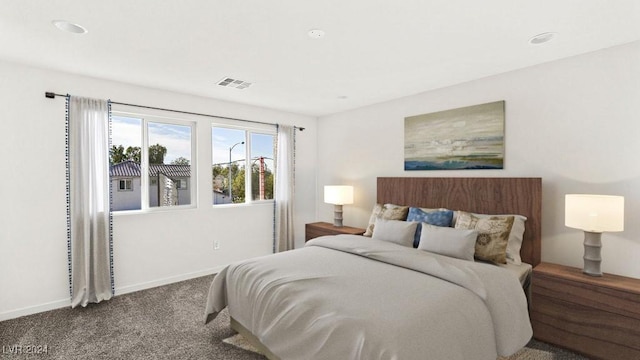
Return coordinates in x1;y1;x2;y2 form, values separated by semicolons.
115;266;223;296
0;298;71;322
0;266;224;322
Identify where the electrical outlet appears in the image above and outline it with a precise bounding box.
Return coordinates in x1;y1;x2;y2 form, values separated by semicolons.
214;240;221;250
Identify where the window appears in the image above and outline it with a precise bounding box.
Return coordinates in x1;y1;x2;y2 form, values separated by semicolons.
176;179;188;190
212;125;275;205
110;113;196;212
118;179;133;191
147;121;193;208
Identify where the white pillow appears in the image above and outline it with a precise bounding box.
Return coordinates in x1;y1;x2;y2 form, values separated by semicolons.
372;218;418;247
363;203;409;237
452;211;527;265
418;224;478;261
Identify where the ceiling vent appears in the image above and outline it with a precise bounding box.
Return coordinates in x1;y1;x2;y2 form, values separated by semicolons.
217;77;252;90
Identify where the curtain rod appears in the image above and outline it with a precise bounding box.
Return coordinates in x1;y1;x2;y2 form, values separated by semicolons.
44;92;305;131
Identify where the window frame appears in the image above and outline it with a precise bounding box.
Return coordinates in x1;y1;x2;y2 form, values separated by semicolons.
211;121;276;207
111;109;197;213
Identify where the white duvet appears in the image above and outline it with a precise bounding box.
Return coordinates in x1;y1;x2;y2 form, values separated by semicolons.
205;235;532;360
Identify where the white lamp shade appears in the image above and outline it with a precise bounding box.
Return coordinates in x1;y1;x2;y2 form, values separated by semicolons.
565;194;624;232
324;185;354;205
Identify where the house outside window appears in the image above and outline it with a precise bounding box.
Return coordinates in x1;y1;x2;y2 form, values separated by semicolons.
110;113;196;212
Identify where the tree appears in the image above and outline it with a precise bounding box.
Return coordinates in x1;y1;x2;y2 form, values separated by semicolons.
212;164;229;192
125;146;141;163
212;162;246;203
110;145;126;164
212;161;274;203
251;162;273;200
232;167;246;203
149;144;167;164
110;145;141;164
171;157;190;165
110;143;169;165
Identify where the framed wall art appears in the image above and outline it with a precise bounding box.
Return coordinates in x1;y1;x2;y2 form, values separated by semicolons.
404;100;505;170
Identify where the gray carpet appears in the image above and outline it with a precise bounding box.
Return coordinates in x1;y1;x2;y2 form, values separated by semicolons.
0;275;588;359
0;275;261;360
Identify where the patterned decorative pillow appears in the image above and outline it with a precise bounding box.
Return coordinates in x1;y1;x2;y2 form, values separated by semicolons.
451;212;527;265
363;203;409;237
454;211;514;264
406;207;454;247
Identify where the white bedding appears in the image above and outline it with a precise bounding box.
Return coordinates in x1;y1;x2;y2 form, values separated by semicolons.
205;235;532;360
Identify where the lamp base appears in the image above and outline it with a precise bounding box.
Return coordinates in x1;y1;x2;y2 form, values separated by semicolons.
333;204;344;227
583;231;603;277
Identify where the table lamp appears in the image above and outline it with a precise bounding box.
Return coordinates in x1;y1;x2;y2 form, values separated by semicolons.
324;185;354;227
565;194;624;276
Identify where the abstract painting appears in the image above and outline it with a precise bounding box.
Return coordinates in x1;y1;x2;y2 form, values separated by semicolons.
404;101;504;170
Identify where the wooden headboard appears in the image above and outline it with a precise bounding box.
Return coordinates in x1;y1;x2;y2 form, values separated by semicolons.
377;177;542;266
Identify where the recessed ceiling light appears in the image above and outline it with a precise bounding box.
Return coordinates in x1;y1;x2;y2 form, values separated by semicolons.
52;20;88;34
308;29;325;39
528;32;557;45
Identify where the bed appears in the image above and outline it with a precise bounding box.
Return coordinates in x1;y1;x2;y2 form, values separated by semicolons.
205;177;542;360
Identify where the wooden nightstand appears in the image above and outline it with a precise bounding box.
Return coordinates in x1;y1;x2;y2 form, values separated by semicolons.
531;262;640;360
305;222;366;242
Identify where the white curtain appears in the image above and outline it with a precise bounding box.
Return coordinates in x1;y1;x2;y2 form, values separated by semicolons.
274;125;295;252
66;95;113;308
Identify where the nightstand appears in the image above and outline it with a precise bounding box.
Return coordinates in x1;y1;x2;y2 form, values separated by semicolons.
531;262;640;360
305;222;366;242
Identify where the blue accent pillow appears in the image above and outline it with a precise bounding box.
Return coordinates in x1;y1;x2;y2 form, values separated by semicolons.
406;207;454;247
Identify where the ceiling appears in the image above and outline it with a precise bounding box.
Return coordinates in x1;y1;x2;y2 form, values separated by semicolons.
1;0;639;117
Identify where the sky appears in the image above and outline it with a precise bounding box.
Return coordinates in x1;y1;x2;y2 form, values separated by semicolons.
212;127;275;171
111;115;191;164
112;115;274;169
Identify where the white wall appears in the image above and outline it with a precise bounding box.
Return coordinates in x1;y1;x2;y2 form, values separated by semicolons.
0;60;317;320
317;41;640;279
